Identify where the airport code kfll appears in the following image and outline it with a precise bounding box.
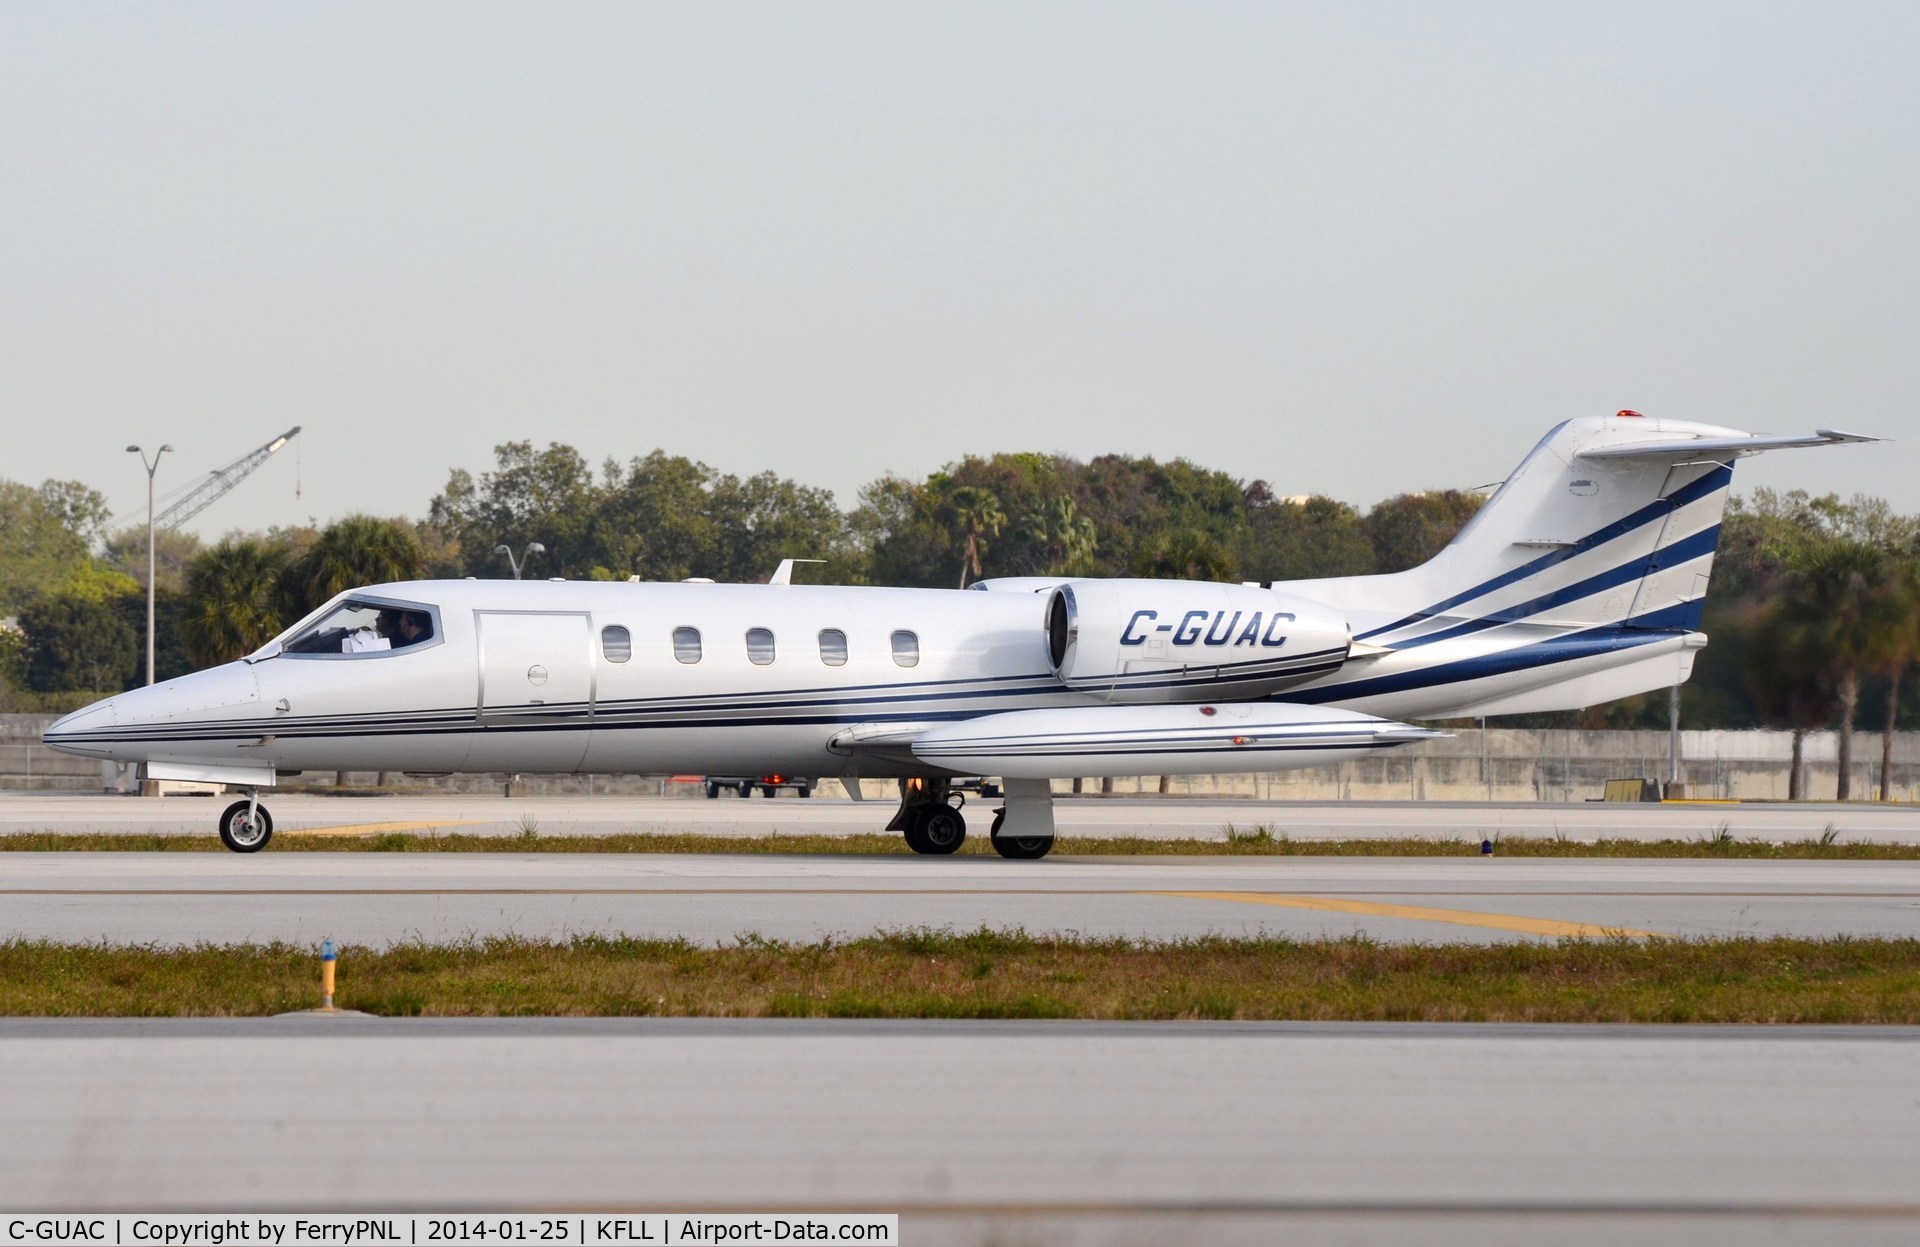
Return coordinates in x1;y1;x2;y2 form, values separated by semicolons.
1;1220;898;1247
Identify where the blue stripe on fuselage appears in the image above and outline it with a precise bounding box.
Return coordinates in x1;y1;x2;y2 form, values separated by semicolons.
1293;603;1699;705
1386;523;1721;652
1356;464;1732;641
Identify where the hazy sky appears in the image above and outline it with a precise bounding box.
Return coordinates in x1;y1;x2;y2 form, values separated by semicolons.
3;3;1915;539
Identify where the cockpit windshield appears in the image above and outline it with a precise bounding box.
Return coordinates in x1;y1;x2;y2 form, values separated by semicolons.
280;598;439;657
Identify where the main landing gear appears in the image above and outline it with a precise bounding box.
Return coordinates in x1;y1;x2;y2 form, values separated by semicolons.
218;788;273;853
888;777;1056;859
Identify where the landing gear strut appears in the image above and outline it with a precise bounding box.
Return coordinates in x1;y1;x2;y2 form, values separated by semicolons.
218;788;273;853
989;777;1055;860
988;810;1051;859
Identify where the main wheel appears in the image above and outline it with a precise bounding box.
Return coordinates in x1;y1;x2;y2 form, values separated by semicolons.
796;784;812;799
989;810;1052;860
218;800;273;853
906;803;967;855
705;782;721;799
737;781;753;797
761;785;776;798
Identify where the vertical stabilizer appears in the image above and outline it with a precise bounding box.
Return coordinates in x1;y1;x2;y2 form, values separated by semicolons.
1285;414;1873;646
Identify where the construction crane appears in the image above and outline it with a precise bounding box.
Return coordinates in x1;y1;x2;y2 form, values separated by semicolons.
150;426;302;531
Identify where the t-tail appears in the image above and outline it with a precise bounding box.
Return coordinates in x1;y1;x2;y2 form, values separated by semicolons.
1277;412;1880;718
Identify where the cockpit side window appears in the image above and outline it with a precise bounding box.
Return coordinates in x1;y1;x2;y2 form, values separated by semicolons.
280;597;441;658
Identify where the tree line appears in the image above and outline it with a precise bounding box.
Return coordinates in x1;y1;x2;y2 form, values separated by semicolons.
3;443;1916;791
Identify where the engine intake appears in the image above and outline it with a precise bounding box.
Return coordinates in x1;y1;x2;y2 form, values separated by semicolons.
1046;581;1350;703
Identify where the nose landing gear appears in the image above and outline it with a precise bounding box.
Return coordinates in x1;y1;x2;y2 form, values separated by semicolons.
218;789;273;853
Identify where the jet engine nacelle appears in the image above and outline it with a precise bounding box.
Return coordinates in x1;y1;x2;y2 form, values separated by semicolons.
1044;580;1351;703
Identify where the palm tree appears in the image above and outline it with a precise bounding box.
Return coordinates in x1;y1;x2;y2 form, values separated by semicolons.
285;516;427;614
181;540;290;668
1139;529;1237;582
1863;554;1920;801
1744;604;1830;800
949;487;1005;588
1782;537;1890;799
1024;496;1097;575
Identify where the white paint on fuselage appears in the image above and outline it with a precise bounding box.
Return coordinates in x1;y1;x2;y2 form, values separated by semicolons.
45;415;1880;786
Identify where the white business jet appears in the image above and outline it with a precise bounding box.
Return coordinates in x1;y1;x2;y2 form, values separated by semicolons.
45;413;1877;855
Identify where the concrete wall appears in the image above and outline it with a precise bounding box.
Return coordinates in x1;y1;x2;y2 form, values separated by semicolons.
5;713;1916;801
1082;728;1920;802
0;716;110;792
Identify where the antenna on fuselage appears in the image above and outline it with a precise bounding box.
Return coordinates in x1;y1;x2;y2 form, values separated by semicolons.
768;558;826;586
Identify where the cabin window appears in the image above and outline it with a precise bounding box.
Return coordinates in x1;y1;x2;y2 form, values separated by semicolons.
891;630;920;667
672;626;702;664
278;597;439;658
601;625;631;663
818;629;848;666
746;627;776;666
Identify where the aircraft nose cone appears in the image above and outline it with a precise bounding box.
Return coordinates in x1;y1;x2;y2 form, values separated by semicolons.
42;698;118;756
42;664;262;760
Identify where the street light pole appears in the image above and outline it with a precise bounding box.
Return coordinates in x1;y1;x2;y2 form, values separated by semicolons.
126;443;173;685
494;542;547;580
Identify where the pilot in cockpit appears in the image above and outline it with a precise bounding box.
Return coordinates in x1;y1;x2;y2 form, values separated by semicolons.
379;609;434;649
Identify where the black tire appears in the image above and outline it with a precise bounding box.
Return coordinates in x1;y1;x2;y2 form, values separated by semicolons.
761;785;776;798
705;782;720;799
796;784;812;799
737;782;753;797
909;803;967;855
218;800;273;853
992;832;1053;860
989;809;1052;859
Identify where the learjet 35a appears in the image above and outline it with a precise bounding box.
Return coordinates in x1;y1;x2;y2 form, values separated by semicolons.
45;413;1879;855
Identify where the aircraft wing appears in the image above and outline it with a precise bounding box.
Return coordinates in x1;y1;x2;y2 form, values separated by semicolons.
827;721;949;768
827;704;1436;780
1577;428;1882;460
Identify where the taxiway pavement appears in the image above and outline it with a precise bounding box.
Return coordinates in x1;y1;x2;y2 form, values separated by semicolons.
5;853;1918;945
5;791;1918;842
2;1019;1916;1245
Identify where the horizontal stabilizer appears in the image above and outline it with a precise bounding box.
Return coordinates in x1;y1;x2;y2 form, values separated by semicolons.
910;703;1439;779
1577;428;1882;460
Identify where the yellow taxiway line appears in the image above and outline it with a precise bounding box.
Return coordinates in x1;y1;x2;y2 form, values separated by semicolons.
1153;890;1664;939
281;820;490;839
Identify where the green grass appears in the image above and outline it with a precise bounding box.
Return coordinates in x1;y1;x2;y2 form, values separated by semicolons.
3;827;1918;858
5;931;1919;1022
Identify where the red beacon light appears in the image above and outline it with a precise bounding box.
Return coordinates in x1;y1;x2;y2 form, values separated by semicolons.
1617;409;1644;418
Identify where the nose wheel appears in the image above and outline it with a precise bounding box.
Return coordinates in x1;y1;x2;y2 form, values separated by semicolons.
218;797;273;853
